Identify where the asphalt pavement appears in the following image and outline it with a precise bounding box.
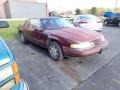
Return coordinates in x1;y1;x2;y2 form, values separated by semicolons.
77;26;120;90
6;26;120;90
77;51;120;90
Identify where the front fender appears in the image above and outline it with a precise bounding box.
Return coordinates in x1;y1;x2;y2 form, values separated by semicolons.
48;35;71;47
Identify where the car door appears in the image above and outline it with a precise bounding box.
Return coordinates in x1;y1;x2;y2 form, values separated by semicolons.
30;19;48;47
22;19;33;40
110;14;119;24
114;14;120;23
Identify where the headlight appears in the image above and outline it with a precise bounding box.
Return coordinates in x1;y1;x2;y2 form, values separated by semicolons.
0;66;14;82
0;62;21;85
0;79;15;90
71;42;93;50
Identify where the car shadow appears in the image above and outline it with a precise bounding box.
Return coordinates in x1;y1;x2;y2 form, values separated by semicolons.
27;43;50;57
23;42;75;61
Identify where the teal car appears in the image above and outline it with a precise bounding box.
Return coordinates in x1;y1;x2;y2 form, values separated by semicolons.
0;21;29;90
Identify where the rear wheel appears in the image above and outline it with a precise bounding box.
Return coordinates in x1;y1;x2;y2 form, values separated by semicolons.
19;32;27;44
48;41;63;61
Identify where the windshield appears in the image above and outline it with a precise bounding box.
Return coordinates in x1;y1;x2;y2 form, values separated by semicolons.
41;18;74;30
113;13;120;17
79;15;97;20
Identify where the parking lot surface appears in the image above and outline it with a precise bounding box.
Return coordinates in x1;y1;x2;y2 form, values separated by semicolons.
7;26;120;90
77;51;120;90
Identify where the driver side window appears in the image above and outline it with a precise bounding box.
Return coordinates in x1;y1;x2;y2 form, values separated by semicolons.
30;19;42;29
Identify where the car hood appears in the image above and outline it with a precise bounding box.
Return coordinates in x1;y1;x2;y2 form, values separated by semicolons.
49;27;101;43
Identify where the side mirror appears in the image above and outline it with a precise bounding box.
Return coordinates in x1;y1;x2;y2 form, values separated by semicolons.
34;27;43;32
0;21;9;28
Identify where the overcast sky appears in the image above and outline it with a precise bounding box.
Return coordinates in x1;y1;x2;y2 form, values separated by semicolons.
37;0;120;11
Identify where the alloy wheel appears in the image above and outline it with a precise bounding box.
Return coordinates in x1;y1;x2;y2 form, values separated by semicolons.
20;33;25;43
49;44;59;59
48;41;63;61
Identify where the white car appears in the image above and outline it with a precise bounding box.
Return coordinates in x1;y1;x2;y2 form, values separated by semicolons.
73;15;103;32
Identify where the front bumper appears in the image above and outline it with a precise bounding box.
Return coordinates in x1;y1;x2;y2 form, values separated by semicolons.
11;80;29;90
63;40;108;57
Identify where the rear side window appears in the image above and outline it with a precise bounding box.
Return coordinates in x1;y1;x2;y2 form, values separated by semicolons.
79;15;97;20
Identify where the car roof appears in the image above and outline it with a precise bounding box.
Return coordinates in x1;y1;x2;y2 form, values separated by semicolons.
0;37;14;65
28;17;61;20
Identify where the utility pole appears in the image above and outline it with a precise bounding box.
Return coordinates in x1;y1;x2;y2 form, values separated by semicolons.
115;0;118;9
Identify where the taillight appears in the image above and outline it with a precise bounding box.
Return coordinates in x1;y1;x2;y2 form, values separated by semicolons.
12;62;21;84
79;21;88;24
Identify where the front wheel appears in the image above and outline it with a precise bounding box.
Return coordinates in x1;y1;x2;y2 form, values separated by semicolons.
48;41;63;61
19;32;27;44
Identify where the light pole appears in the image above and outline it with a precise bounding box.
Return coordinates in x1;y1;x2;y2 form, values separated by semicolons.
115;0;118;9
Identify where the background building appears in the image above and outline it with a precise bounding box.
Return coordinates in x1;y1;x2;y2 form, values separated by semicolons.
0;0;47;19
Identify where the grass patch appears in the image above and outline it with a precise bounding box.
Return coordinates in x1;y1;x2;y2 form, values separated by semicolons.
0;20;24;40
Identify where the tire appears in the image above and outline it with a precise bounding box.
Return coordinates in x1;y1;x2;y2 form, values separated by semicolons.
19;32;27;44
118;22;120;27
48;41;63;61
104;20;109;26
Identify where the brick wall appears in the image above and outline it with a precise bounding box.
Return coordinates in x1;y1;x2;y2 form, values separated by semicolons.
9;0;37;3
0;0;46;18
9;1;47;18
0;0;7;5
0;0;7;18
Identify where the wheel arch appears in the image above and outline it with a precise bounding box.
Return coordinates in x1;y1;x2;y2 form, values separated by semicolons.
48;38;62;47
48;38;64;54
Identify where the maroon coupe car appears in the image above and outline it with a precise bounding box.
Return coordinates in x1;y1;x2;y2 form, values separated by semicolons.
18;17;108;61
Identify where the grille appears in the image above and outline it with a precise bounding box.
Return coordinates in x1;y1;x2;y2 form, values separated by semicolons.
92;39;102;47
